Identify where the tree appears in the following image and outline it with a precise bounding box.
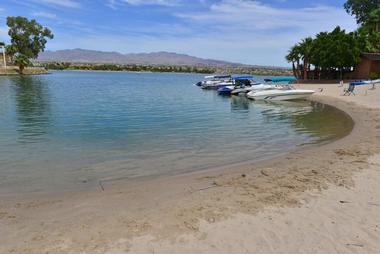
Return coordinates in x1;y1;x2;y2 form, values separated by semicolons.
299;37;313;79
6;16;53;73
344;0;380;24
354;26;380;52
310;27;362;79
285;44;302;79
365;8;380;32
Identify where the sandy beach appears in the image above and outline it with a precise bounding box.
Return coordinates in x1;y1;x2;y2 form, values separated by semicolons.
1;82;380;253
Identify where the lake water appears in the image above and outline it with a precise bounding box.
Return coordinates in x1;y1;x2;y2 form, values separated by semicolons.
0;71;353;196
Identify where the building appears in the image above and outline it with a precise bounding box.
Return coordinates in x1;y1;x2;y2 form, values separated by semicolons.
351;53;380;79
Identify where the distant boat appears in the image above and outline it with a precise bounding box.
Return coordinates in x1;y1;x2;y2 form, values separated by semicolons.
196;75;232;89
197;75;255;90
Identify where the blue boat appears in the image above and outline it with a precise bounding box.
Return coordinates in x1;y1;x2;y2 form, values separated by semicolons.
217;85;235;95
217;75;257;95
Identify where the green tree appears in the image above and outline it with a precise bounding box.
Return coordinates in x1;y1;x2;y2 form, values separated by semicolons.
6;16;53;73
344;0;380;24
285;44;302;79
365;8;380;32
310;27;362;79
354;26;380;52
299;37;313;79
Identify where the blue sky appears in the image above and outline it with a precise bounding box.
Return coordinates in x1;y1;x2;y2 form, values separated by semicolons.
0;0;357;66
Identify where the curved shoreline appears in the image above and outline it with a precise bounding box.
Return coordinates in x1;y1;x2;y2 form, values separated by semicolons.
1;92;380;253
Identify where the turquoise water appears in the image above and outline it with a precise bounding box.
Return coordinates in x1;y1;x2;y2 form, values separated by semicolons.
0;71;352;196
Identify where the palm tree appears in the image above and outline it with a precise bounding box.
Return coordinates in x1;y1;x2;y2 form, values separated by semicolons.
298;37;314;80
285;44;302;79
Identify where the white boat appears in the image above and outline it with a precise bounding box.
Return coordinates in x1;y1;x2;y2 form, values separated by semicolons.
247;88;315;101
195;75;232;89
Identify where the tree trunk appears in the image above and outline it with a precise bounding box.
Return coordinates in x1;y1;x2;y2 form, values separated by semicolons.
19;64;25;74
303;59;308;80
292;62;296;77
296;60;301;79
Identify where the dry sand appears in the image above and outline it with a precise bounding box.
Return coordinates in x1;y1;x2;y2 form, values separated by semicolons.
1;82;380;253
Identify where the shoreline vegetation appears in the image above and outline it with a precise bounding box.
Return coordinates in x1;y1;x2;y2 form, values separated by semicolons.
0;66;48;75
35;61;293;76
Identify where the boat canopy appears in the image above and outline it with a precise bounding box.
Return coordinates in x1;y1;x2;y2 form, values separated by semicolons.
204;75;231;79
350;79;380;85
232;75;255;80
264;77;297;83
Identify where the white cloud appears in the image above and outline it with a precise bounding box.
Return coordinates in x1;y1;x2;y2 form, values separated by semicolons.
37;0;80;8
45;0;358;66
32;11;59;20
176;0;356;33
116;0;181;6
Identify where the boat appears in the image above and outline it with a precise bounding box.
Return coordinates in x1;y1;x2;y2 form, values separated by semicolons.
217;75;258;95
245;76;314;101
217;85;235;95
213;75;255;91
247;88;315;101
196;75;232;89
231;83;274;95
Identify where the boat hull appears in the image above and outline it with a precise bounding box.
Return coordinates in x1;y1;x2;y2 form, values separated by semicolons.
217;85;235;95
247;90;314;101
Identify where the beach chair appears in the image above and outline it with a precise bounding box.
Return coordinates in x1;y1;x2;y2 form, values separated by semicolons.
343;83;355;96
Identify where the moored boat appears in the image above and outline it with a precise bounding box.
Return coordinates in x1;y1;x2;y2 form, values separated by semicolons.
197;75;232;89
247;88;315;101
217;85;235;95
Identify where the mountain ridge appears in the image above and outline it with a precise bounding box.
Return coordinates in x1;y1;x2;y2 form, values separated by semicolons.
37;48;245;66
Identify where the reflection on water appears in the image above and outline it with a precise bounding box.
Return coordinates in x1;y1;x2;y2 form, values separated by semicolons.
230;95;250;111
229;96;353;143
12;76;51;143
0;72;353;196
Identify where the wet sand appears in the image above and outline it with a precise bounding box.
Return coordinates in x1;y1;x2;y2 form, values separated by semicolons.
1;83;380;253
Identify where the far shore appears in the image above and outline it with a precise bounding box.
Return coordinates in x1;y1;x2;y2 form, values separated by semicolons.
1;82;380;253
0;66;49;76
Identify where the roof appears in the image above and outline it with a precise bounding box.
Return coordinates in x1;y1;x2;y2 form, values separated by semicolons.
232;75;255;80
264;76;297;83
362;53;380;61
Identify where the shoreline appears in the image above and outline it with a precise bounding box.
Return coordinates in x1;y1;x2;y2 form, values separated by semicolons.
1;84;380;253
0;66;49;76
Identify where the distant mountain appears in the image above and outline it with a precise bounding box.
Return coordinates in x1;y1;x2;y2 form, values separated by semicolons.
37;49;243;66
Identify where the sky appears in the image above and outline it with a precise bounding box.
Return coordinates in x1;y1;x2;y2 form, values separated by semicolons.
0;0;358;66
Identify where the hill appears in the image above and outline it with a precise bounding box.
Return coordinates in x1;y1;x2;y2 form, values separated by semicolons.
37;49;243;66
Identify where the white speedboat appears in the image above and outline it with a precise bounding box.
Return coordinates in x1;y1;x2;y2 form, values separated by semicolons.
195;75;232;89
247;88;315;101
